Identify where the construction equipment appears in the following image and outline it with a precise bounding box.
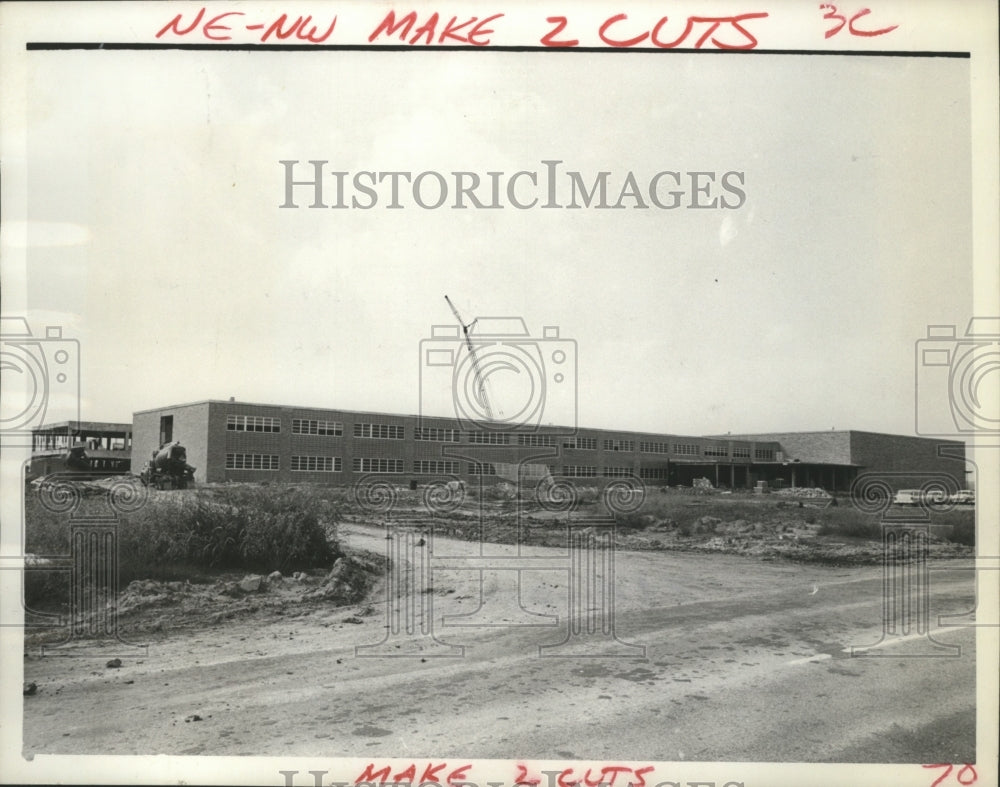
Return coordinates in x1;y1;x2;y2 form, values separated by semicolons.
444;294;495;420
25;443;131;482
139;441;196;490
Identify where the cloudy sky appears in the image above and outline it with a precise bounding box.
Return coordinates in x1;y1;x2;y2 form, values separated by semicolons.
13;46;973;436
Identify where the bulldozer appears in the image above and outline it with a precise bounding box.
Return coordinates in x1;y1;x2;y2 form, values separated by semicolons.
139;441;196;490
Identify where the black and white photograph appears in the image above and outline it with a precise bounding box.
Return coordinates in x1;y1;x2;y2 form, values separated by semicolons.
1;2;997;785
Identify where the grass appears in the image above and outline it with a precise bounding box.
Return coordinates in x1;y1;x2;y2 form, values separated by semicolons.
608;490;975;543
816;514;883;540
609;493;804;530
24;484;342;607
942;515;975;546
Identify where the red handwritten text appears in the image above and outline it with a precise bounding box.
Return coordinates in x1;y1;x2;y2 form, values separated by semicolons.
354;762;472;785
922;764;978;787
515;763;658;787
156;7;336;42
820;4;898;38
539;13;769;49
541;16;579;48
368;10;503;45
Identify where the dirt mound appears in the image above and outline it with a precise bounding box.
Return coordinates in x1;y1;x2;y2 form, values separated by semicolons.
23;550;384;646
773;486;832;499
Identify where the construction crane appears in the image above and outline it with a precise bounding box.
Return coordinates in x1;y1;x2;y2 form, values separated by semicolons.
444;294;495;421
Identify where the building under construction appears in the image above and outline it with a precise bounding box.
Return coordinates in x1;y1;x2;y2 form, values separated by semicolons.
28;420;133;478
129;399;967;492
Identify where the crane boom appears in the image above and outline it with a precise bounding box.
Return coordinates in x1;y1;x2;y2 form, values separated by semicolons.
444;295;494;420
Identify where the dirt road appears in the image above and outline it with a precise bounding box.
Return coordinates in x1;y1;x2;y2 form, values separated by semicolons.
22;524;976;763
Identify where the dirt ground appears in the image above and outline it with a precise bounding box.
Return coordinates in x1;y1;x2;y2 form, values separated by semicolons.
20;489;978;763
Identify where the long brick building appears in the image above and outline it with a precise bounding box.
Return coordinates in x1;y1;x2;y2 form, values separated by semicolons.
129;399;967;492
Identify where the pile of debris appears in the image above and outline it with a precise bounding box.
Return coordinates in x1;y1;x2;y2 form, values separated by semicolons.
691;478;720;495
60;552;386;636
773;487;832;499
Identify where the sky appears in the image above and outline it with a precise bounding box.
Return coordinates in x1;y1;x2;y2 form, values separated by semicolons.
10;48;974;437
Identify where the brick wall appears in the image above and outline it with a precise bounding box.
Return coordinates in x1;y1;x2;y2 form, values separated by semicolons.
131;400;791;487
849;431;967;489
723;431;853;464
130;403;211;481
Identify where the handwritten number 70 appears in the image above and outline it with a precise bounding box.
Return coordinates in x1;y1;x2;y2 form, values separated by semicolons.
923;764;978;787
820;4;899;38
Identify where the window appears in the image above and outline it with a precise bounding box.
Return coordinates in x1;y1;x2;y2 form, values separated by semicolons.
704;446;728;457
352;457;403;473
732;447;751;458
414;460;460;474
226;453;279;470
673;443;699;456
467;432;510;445
292;419;342;436
640;441;670;454
755;448;775;461
517;434;557;447
640;467;669;480
159;415;173;445
291;456;341;472
563;437;597;450
563;465;597;477
603;439;634;452
468;462;497;475
227;415;280;433
414;427;460;442
602;467;632;477
353;423;404;440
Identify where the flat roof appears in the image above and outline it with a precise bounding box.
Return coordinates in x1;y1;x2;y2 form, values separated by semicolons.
130;401;962;447
128;399;861;445
718;430;964;445
34;420;131;433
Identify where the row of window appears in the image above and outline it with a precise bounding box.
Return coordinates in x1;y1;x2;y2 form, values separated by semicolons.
229;456;470;474
354;423;405;440
354;457;404;473
227;415;281;433
517;434;558;447
228;453;342;471
563;466;645;478
224;454;774;476
292;418;343;436
415;427;461;443
413;460;461;474
230;418;410;440
226;453;281;470
227;415;345;436
225;415;774;457
226;418;777;462
290;455;341;472
563;437;598;450
602;466;632;477
467;432;509;445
